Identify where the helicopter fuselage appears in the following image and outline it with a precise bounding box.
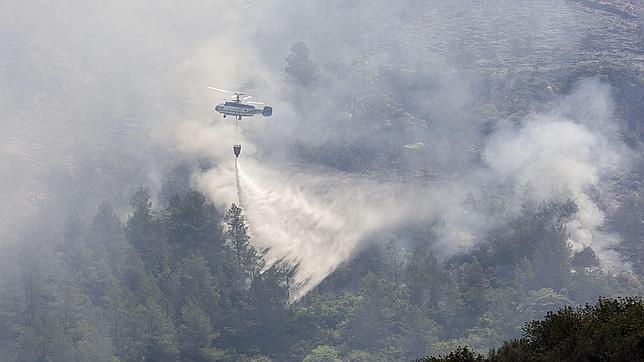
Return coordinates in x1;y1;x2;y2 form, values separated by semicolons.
214;101;272;119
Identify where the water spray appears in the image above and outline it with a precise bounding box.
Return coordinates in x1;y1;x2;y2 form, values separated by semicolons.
233;144;243;206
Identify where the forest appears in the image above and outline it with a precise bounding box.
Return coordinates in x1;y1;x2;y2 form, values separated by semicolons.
424;297;644;361
0;181;641;361
1;0;643;361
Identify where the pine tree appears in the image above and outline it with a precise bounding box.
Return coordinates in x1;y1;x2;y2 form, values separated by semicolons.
145;301;179;361
166;191;224;261
224;204;260;282
175;253;220;319
405;240;445;314
384;240;404;290
285;42;316;88
459;260;490;321
178;301;224;361
89;202;128;274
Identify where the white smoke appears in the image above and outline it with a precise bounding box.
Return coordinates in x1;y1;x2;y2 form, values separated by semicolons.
482;79;631;270
1;0;636;302
181;78;631;297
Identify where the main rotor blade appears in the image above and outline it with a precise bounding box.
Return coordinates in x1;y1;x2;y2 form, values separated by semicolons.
208;86;235;94
241;95;252;101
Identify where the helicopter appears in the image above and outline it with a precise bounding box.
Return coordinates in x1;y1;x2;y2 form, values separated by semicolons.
209;86;272;121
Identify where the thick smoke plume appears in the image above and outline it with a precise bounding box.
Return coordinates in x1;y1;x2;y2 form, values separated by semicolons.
183;78;631;298
482;79;631;270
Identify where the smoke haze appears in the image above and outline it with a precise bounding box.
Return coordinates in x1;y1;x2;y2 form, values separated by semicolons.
1;0;641;297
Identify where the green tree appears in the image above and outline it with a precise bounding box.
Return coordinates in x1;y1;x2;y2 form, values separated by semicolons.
384;240;404;290
346;273;399;352
166;190;224;258
175;253;220;319
178;301;224;361
531;219;571;291
285;42;317;88
247;263;290;355
458;261;489;322
429;297;644;361
126;187;170;277
224;204;260;282
405;240;445;315
303;345;342;362
88;202;128;275
520;297;644;361
145;301;179;360
479;200;576;288
421;346;484;362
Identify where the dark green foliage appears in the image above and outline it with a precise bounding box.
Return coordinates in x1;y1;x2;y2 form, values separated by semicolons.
145;301;180;360
347;273;398;351
160;163;196;204
458;261;489;323
406;240;446;315
126;187;168;276
166;190;224;256
486;339;532;361
1;186;641;361
178;301;223;361
224;203;259;279
519;297;644;361
420;346;485;362
433;297;644;361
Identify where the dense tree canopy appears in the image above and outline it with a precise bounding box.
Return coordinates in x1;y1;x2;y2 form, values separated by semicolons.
423;297;644;361
0;187;641;361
